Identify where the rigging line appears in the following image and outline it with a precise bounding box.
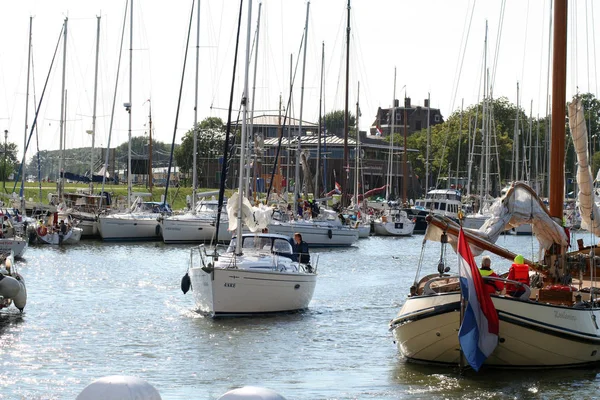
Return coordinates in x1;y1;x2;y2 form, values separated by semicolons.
12;24;65;194
537;0;548;114
101;0;129;197
215;0;244;243
449;0;476;113
519;0;530;95
592;1;598;97
491;0;506;89
586;0;591;93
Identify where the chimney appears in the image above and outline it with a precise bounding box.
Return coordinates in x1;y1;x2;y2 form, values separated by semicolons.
424;98;429;108
404;97;411;108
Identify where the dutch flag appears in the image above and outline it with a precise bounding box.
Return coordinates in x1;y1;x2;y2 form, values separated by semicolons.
457;228;499;371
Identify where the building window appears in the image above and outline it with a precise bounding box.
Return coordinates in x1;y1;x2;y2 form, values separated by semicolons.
415;121;422;131
434;114;441;122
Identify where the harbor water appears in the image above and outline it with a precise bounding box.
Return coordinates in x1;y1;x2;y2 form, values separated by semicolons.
2;233;600;399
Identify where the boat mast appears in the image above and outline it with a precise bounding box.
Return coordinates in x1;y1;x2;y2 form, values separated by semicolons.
549;0;567;220
247;2;262;202
342;0;350;208
402;95;408;206
425;92;430;193
514;81;520;182
90;15;100;194
314;41;324;198
127;0;133;209
58;17;68;201
235;0;253;255
22;16;32;212
147;101;152;193
192;0;201;212
386;68;396;201
293;1;310;214
354;82;360;208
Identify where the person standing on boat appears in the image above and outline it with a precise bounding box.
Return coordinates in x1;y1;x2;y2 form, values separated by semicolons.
293;232;310;266
58;220;67;245
507;254;530;297
478;256;503;294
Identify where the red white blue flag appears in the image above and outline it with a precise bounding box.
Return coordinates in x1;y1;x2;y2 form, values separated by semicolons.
457;228;499;371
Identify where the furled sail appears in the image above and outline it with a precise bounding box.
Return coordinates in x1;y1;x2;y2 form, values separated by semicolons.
227;192;272;233
569;97;600;236
425;182;568;257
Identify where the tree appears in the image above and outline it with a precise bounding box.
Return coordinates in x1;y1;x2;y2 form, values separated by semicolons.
174;117;225;186
323;110;356;136
0;142;18;181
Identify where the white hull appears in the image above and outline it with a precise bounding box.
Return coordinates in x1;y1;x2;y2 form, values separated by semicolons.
189;259;316;317
161;216;231;243
77;219;98;237
98;214;162;241
391;293;600;368
0;238;27;258
268;221;358;247
37;227;83;245
357;224;370;238
372;220;415;236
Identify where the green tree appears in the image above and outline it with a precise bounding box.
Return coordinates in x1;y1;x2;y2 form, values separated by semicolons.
0;142;19;181
174;117;225;186
323;110;356;136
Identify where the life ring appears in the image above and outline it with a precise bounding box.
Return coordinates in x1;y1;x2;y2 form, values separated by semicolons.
37;226;48;236
327;229;333;239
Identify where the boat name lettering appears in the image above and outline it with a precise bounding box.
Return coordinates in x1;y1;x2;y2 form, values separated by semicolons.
224;283;236;288
554;311;576;321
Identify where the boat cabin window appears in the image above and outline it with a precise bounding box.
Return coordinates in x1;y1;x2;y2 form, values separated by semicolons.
439;203;446;211
228;236;293;256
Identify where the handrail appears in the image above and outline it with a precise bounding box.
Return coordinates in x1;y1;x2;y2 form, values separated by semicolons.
422;274;531;301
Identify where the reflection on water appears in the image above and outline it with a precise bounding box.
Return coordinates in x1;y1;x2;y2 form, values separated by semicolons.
0;234;599;398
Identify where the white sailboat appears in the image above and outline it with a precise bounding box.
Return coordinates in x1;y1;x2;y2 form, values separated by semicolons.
390;2;600;369
97;1;169;241
184;0;317;317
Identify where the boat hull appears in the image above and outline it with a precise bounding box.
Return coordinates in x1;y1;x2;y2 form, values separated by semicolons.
373;221;414;236
98;215;162;241
391;293;600;368
161;217;231;243
37;227;83;245
188;266;317;317
0;238;28;258
268;221;358;247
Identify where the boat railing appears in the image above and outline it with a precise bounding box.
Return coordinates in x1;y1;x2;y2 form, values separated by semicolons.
421;274;531;300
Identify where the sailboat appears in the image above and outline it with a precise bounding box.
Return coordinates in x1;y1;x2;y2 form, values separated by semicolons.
36;17;83;245
98;0;170;241
183;0;317;317
268;0;359;247
390;1;600;368
160;1;231;245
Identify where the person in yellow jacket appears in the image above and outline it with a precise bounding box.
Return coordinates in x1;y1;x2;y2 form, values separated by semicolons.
479;256;503;294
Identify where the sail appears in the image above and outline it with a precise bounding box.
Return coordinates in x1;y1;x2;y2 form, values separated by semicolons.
425;182;568;257
569;97;600;236
227;192;272;233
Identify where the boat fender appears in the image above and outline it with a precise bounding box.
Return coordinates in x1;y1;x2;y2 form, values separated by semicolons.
328;229;333;239
181;272;191;294
155;224;161;236
0;275;21;299
12;274;26;312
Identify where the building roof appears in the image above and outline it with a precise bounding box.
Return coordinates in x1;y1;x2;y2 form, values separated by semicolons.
238;114;318;128
264;132;416;152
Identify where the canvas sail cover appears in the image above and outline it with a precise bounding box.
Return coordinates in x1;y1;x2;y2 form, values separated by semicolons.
425;182;568;257
569;97;600;236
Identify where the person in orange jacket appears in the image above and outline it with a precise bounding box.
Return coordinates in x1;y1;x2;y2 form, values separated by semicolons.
507;254;530;297
479;255;504;294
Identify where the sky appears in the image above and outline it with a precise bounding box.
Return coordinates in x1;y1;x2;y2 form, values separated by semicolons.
0;0;598;164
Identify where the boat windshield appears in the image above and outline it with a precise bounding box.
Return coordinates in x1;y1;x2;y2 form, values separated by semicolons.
228;236;293;256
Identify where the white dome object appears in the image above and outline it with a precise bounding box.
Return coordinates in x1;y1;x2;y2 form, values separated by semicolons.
218;386;287;400
76;375;161;400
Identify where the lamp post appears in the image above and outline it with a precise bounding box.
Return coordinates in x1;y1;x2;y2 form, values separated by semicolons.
3;129;7;191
